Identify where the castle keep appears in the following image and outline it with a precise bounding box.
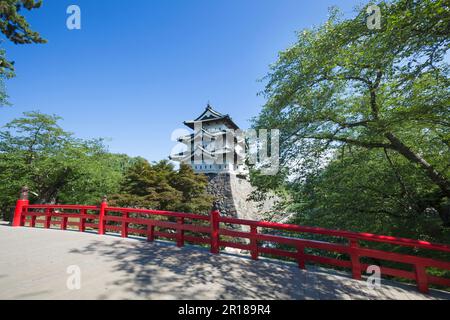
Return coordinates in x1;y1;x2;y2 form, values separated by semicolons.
170;104;275;220
169;104;247;175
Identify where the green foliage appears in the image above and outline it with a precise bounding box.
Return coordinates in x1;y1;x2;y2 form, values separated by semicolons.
0;111;213;221
252;0;450;233
251;1;450;284
0;1;45;107
110;159;213;213
0;111;133;218
0;0;46;77
0;74;9;106
289;147;449;241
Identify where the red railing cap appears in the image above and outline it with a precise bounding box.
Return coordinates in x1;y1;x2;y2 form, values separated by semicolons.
23;203;450;253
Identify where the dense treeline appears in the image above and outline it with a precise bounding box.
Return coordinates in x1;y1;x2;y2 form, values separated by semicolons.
251;0;450;245
109;159;213;213
0;112;213;220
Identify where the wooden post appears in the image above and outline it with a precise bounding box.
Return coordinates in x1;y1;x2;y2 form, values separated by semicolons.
12;187;29;227
177;217;185;247
349;239;362;280
147;224;155;242
296;243;306;269
61;216;68;230
80;209;86;232
210;204;220;254
44;208;52;229
250;226;258;260
121;211;129;238
98;196;107;235
415;263;429;294
30;215;37;228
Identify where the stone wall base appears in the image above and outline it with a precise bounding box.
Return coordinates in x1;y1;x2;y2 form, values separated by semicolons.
206;173;277;221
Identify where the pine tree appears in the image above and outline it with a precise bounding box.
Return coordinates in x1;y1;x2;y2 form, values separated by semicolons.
0;0;46;77
111;159;213;213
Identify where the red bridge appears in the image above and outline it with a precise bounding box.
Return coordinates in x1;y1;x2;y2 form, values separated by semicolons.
4;190;450;299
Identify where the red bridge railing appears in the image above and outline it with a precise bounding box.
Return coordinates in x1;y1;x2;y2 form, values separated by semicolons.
11;195;450;294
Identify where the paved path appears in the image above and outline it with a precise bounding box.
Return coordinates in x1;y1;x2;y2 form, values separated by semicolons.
0;225;449;300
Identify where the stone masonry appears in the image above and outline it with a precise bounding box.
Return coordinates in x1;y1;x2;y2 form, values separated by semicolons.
206;173;277;221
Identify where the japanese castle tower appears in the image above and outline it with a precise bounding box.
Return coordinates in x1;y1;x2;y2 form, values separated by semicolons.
170;104;247;175
169;104;276;221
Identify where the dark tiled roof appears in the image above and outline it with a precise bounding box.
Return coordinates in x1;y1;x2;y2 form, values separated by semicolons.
183;104;240;130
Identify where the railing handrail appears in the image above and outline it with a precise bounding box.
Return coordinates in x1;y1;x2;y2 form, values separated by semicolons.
13;200;450;294
24;203;450;252
104;206;211;221
26;204;99;210
219;216;450;252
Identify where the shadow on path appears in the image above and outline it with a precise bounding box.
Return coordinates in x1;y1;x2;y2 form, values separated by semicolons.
69;237;305;299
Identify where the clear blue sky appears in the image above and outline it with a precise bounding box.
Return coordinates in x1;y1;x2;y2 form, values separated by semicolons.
1;0;362;161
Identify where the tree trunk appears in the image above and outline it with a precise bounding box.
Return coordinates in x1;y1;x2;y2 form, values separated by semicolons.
385;132;450;199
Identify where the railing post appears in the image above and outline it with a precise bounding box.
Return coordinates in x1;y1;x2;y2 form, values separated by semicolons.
415;263;429;294
349;239;362;280
30;215;36;228
80;209;86;232
61;216;68;230
122;211;129;238
44;208;52;228
98;196;107;235
147;223;155;242
250;226;259;260
296;243;306;269
12;187;29;227
177;217;185;247
210;204;220;254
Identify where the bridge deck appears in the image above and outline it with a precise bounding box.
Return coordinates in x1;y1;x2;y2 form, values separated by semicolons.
0;224;449;300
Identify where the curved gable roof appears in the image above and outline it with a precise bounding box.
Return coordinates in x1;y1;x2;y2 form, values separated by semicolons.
184;104;240;130
194;104;224;121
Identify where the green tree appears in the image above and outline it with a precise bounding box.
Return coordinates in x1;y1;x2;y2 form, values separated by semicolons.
253;0;450;224
0;0;46;77
289;146;449;240
0;111;129;217
0;73;9;106
111;159;213;213
0;1;46;107
170;163;214;213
